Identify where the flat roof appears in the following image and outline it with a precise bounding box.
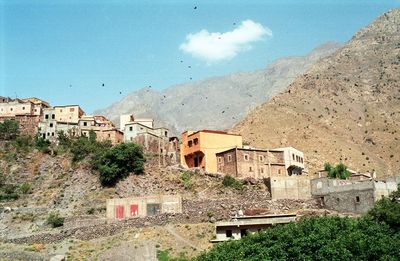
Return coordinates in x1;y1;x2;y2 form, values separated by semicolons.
216;214;297;227
185;129;241;137
216;147;285;155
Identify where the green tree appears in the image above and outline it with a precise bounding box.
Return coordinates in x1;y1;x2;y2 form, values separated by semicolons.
194;216;400;261
34;135;50;153
88;129;97;143
367;184;400;232
324;162;351;179
47;212;64;228
222;175;243;190
96;143;144;186
57;130;71;147
0;119;19;140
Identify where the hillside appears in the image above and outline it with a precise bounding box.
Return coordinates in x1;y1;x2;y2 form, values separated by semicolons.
94;42;341;134
233;9;400;176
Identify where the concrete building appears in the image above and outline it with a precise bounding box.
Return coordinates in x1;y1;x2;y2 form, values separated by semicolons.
180;130;243;173
311;176;400;214
52;105;84;123
106;195;182;220
211;214;298;242
120;114;154;131
273;147;305;175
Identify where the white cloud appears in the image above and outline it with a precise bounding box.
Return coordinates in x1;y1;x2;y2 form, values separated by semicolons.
179;20;272;63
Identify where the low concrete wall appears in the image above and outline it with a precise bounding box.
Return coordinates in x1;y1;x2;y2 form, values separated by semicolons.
268;176;311;200
106;194;182;220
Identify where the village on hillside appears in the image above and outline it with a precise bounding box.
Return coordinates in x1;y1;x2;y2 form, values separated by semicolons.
1;95;399;247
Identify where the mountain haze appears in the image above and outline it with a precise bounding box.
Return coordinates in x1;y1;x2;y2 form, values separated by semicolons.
95;42;341;134
233;9;400;176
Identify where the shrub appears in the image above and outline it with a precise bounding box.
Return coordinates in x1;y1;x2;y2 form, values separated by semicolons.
96;143;145;186
57;130;71;147
222;175;243;190
18;182;32;194
367;184;400;232
14;135;33;151
34;135;50;153
181;171;193;189
47;212;64;228
0;119;19;140
0;184;19;201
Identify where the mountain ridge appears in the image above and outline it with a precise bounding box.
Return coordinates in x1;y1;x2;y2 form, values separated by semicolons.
94;42;342;134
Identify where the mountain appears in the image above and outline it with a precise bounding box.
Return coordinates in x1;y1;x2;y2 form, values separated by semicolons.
94;42;341;134
233;9;400;176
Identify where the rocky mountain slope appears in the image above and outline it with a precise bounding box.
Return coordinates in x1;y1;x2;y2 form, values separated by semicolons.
233;9;400;176
94;42;341;134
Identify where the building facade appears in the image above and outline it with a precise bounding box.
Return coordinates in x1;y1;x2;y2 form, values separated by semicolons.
311;176;400;214
180;130;243;173
106;195;182;220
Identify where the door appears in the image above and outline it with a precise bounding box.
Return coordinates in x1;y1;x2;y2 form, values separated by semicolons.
115;205;124;219
130;204;139;217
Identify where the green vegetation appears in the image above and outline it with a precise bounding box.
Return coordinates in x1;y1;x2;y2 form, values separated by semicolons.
367;184;400;232
34;135;51;153
95;143;145;186
18;182;32;194
324;162;351;179
0;184;19;201
181;171;193;189
0;119;19;140
222;175;243;190
47;212;64;228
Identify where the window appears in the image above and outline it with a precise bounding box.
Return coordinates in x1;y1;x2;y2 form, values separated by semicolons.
165;131;168;137
34;109;37;112
240;229;247;237
52;114;55;119
226;230;232;238
22;107;25;110
70;108;75;112
292;154;295;160
259;155;264;162
193;138;198;145
51;132;55;136
218;157;223;163
129;126;133;131
188;140;193;147
108;134;111;138
260;167;264;174
60;109;63;112
49;123;53;127
160;148;163;153
45;114;49;119
356;196;360;203
244;154;249;161
227;155;232;162
10;108;13;111
278;169;281;175
83;122;87;126
47;132;50;136
249;166;253;172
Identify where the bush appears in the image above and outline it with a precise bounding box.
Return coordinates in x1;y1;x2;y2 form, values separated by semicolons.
181;171;193;189
96;143;145;186
222;175;243;190
0;184;19;201
57;130;71;147
0;119;19;140
18;182;32;194
324;162;351;179
34;135;50;153
14;135;33;151
367;184;400;232
47;212;64;228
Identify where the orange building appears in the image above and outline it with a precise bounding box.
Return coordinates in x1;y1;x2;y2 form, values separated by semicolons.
180;130;243;173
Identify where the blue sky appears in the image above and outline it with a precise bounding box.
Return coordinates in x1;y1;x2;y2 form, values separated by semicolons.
1;0;399;113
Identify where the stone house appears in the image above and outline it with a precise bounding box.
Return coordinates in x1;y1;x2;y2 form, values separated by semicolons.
216;148;287;179
79;115;123;145
180;130;243;173
311;176;400;214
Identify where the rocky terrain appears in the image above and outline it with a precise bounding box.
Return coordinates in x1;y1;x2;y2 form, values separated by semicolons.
233;8;400;176
94;42;341;134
